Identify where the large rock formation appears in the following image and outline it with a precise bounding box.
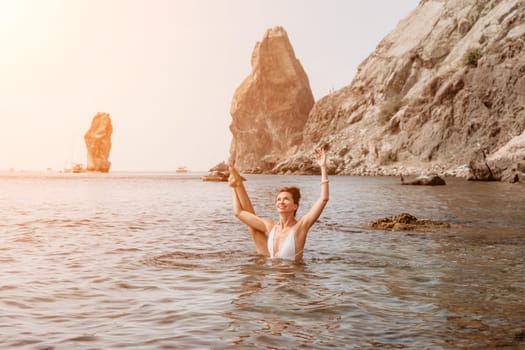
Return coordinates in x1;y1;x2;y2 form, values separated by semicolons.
236;0;524;183
229;26;314;172
84;112;113;172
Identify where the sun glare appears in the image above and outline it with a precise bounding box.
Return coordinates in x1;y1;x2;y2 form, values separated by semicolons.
0;0;35;48
0;1;21;29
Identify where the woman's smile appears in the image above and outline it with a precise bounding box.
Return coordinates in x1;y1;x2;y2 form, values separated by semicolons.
276;193;295;211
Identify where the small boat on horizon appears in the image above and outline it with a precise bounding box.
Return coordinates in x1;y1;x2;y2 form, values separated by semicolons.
72;163;84;173
176;166;189;173
63;163;84;173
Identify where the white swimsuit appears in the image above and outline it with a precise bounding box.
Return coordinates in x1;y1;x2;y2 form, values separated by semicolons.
267;226;296;260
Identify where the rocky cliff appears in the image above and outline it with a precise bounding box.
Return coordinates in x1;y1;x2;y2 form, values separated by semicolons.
231;0;525;182
84;112;113;172
229;26;314;172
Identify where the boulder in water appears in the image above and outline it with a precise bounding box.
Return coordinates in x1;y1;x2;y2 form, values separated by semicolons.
401;175;446;185
368;213;450;232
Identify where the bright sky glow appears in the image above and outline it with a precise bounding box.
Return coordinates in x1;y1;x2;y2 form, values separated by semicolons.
0;0;419;171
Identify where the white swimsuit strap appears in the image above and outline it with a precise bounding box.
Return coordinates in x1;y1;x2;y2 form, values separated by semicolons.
267;226;277;257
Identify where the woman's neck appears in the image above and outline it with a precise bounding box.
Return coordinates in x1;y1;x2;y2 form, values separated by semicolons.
278;214;296;229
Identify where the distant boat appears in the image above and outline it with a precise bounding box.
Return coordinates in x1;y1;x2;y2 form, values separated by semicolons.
176;166;189;173
64;163;84;173
72;163;84;173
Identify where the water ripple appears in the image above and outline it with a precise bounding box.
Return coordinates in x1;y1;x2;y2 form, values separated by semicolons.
0;174;524;349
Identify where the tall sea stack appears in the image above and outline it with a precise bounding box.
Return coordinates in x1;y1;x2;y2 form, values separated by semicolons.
84;112;113;172
229;26;315;173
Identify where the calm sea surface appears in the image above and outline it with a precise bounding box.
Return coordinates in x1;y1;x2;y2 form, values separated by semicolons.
1;172;524;349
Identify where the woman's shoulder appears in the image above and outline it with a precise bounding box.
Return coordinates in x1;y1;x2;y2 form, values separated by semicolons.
294;216;311;233
261;218;277;232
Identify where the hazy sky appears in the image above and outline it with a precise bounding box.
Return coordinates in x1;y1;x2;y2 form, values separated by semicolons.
0;0;419;172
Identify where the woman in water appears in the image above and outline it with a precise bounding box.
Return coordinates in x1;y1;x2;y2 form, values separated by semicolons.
229;148;329;262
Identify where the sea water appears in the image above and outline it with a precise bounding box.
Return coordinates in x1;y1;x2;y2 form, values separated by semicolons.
1;172;524;349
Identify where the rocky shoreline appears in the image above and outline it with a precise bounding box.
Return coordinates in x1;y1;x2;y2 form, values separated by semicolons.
226;1;525;184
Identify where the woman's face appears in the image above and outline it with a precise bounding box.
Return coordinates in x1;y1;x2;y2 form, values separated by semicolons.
275;191;297;214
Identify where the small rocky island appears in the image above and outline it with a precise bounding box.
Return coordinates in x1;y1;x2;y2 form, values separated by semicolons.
84;112;113;173
202;162;229;182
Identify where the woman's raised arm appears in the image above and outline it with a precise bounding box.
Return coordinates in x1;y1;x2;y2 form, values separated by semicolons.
229;166;272;235
301;148;329;229
232;190;269;233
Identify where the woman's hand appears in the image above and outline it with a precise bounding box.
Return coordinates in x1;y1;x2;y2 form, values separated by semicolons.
228;163;243;187
315;148;327;169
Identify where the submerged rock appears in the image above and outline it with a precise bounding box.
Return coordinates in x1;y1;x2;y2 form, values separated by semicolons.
84;112;112;172
401;174;446;185
368;213;450;232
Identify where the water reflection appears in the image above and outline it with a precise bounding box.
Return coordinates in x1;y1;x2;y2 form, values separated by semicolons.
1;173;524;349
370;230;525;349
431;233;525;348
225;258;343;349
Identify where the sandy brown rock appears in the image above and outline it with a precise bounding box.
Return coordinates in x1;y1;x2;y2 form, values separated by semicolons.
471;131;525;183
84;112;112;172
229;26;314;173
202;161;230;182
368;213;451;232
468;149;495;181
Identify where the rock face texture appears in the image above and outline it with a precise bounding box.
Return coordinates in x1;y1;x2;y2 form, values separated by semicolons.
84;112;113;172
229;26;314;172
230;1;525;182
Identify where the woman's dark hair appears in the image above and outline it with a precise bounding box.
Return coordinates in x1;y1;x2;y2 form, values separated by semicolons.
277;186;301;216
